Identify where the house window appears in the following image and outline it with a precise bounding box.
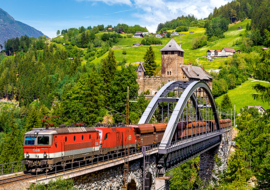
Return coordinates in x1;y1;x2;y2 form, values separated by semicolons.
165;52;168;54
138;71;141;76
168;79;170;82
167;71;172;76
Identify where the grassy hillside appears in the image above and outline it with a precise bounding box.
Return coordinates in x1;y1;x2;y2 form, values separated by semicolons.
91;19;251;70
215;79;270;113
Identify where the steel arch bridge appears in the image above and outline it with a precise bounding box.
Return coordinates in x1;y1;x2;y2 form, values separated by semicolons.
139;80;231;172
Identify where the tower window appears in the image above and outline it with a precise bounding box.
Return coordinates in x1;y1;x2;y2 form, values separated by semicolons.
167;71;172;76
138;71;141;76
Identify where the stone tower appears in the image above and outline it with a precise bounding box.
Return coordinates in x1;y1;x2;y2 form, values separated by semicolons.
160;38;187;84
136;39;213;96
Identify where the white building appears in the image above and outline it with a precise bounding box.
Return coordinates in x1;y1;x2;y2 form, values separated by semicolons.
171;32;179;35
214;50;222;57
142;32;149;36
133;32;144;38
221;48;235;57
156;34;163;38
207;50;215;57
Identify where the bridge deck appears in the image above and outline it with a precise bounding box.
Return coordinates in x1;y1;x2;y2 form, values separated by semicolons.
30;148;158;185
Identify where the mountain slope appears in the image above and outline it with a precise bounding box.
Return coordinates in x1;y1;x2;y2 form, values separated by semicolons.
0;8;45;48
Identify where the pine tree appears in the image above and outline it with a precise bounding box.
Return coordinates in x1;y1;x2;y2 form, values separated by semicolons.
81;32;86;47
110;65;139;123
24;106;42;132
60;67;104;125
100;50;117;103
221;94;232;114
143;46;157;77
57;30;60;36
0;112;24;171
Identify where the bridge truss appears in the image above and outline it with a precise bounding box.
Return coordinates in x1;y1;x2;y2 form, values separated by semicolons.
139;80;230;173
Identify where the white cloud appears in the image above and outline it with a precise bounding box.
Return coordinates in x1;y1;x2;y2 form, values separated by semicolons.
76;0;132;6
131;0;233;32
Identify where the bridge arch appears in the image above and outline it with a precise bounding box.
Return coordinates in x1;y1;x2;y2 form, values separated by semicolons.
159;81;220;152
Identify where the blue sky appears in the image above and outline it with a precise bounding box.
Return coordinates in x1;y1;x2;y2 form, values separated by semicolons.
1;0;232;38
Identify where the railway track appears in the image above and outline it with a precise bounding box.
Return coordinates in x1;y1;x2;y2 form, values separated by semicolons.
0;173;35;186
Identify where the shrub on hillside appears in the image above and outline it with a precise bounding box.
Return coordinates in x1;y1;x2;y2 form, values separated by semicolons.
141;37;162;45
175;26;189;32
191;35;207;49
127;35;132;38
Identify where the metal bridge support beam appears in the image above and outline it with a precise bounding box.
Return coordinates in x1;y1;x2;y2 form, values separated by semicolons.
199;146;219;187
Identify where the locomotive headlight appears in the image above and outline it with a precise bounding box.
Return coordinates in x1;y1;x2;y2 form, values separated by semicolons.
99;144;102;148
26;152;29;158
43;152;47;158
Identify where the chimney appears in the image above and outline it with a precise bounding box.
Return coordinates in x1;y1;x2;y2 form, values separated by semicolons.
188;63;192;72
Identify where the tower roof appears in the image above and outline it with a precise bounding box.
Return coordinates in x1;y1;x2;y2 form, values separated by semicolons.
160;38;185;52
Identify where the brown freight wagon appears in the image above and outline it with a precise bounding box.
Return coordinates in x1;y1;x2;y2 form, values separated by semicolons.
153;123;167;144
132;124;155;147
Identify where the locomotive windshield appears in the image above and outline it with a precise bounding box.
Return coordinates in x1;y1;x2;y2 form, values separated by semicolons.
37;136;50;145
25;137;35;145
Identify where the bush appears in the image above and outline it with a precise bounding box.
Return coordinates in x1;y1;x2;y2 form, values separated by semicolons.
127;35;132;38
122;50;127;55
29;178;77;190
141;37;162;45
175;26;189;32
191;35;207;49
144;89;150;95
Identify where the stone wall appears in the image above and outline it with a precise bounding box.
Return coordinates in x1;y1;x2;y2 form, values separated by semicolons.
199;128;233;187
74;156;157;190
137;76;162;95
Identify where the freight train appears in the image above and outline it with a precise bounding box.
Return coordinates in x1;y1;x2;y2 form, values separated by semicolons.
23;119;231;172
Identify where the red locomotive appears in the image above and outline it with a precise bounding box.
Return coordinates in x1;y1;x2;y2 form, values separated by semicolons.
23;119;231;172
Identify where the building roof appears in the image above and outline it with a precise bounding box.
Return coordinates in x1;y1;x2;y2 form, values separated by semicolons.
207;50;215;52
263;48;269;50
181;65;212;81
223;48;236;53
160;38;185;52
247;106;266;112
215;50;221;52
134;42;140;46
134;33;143;36
136;62;146;72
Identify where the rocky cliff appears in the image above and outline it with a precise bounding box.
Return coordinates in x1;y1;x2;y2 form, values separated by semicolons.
0;8;45;49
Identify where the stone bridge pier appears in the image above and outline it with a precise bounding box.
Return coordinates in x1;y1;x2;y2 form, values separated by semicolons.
199;128;233;187
73;156;157;190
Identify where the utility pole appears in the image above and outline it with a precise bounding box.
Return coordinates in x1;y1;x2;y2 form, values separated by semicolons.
234;104;236;127
122;86;129;190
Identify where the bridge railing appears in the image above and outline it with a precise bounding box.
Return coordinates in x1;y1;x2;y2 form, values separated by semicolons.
32;143;159;183
0;161;24;175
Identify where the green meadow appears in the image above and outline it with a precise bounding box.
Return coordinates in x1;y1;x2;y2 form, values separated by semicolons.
91;19;251;70
215;79;270;113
